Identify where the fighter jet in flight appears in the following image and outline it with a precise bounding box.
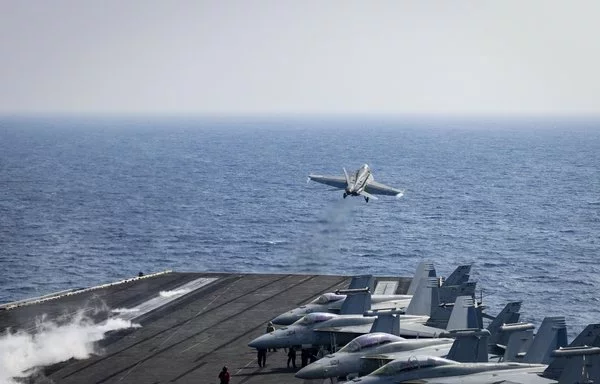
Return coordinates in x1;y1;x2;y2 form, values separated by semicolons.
308;164;403;202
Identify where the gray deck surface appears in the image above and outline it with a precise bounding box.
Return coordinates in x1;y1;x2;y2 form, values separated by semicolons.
0;272;411;384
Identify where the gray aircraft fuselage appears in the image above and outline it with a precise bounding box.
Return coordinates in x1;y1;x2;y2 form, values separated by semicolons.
345;164;373;196
272;294;412;326
249;314;376;350
295;334;454;380
347;358;545;384
249;312;428;350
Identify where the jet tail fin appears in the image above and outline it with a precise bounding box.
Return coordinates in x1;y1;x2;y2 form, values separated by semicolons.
343;167;351;187
543;323;600;380
487;301;522;349
338;288;371;315
543;346;600;383
438;282;477;307
406;262;436;295
522;317;568;364
368;309;404;336
443;264;472;286
501;322;535;362
444;296;480;331
442;329;490;362
405;277;437;316
348;275;375;291
426;283;478;329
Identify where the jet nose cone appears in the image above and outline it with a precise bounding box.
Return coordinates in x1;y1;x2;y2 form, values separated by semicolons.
295;363;326;380
271;313;297;326
248;334;270;349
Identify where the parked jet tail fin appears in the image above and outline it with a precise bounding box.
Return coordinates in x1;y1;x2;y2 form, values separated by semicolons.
443;264;472;286
501;322;535;362
442;329;490;362
444;296;480;331
543;346;600;383
406;262;436;296
368;309;405;336
543;323;600;380
425;283;478;329
338;289;371;315
522;317;568;364
487;301;522;347
348;275;375;291
567;323;600;348
438;281;477;305
405;277;437;316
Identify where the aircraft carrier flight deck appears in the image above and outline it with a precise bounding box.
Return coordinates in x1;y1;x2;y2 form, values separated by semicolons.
0;271;412;384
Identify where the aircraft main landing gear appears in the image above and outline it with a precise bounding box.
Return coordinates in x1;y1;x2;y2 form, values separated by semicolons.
364;196;369;203
343;193;347;199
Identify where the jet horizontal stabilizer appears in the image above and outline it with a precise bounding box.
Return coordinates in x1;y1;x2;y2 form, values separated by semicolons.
439;329;491;338
363;309;405;317
336;287;370;295
552;346;600;357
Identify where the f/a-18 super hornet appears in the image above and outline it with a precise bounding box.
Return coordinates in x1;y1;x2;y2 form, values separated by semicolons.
294;301;523;380
248;288;478;352
272;262;441;326
272;262;472;326
308;164;403;202
338;323;600;384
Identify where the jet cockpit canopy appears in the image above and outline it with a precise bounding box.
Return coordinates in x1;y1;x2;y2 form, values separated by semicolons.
311;293;346;305
294;312;338;326
371;355;456;376
338;333;404;353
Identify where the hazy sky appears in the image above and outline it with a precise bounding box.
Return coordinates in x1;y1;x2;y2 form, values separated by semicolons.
1;0;599;116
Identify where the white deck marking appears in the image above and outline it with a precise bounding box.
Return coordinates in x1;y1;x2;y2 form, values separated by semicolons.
115;277;218;322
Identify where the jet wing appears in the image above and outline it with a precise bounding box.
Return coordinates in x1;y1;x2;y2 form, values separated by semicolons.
365;180;404;196
308;174;348;189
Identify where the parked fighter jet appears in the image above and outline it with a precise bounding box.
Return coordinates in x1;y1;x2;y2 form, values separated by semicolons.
341;323;600;384
418;346;600;384
248;293;478;351
295;301;523;380
271;262;437;326
357;316;569;379
272;263;471;326
308;164;403;202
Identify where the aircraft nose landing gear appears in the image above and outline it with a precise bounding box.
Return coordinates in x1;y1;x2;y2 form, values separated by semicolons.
343;193;347;199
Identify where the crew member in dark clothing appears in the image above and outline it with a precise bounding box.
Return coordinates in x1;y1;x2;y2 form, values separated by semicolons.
309;348;318;363
287;346;297;368
265;321;277;352
301;348;310;367
218;366;230;384
257;348;267;367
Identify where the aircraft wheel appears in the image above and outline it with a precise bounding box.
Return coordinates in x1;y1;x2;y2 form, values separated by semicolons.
343;193;347;199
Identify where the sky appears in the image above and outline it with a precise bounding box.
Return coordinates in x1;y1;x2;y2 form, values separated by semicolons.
1;0;599;116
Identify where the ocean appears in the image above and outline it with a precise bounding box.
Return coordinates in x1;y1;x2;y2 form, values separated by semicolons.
1;116;599;340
